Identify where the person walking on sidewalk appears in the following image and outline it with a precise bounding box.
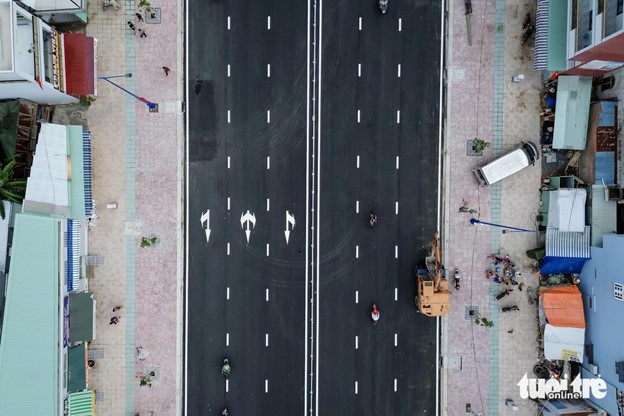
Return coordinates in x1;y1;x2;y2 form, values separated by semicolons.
163;66;171;76
138;29;147;38
135;12;144;22
109;316;121;325
127;21;136;34
113;304;123;312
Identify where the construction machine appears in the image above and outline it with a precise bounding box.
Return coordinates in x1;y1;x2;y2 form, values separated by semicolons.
415;232;450;317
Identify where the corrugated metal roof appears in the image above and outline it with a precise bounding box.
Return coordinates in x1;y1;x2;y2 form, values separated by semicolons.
68;125;85;220
546;226;591;258
68;390;93;416
0;213;60;415
24;123;69;216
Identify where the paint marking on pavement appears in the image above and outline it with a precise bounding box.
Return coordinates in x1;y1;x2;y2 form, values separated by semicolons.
355;200;359;213
357;109;361;123
266;243;270;256
394;333;398;346
355;245;359;258
355;336;359;349
394;288;398;301
395;201;399;214
227;110;231;123
395;155;399;169
267;16;271;30
227;243;230;255
226;379;229;392
355;291;359;303
226;333;229;346
265;379;269;393
266;288;269;301
227;197;231;211
265;333;269;347
398;18;402;31
395;245;399;258
358;17;362;30
227;16;231;30
228;156;231;169
266;198;270;211
356;155;360;168
397;64;401;77
227;287;230;299
358;63;361;77
396;110;400;124
227;64;231;77
267;64;271;77
355;381;358;395
394;378;397;392
267;110;271;123
267;156;270;169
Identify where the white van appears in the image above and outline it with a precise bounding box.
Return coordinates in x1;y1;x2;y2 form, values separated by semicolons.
472;141;539;186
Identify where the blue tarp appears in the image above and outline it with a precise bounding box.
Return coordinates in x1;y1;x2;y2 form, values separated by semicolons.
540;256;589;275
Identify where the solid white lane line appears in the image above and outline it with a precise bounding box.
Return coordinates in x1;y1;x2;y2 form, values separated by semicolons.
357;109;361;123
395;245;399;258
267;64;271;77
355;245;359;258
228;156;231;169
395;201;399;214
358;63;361;77
267;110;271;123
396;110;400;124
394;288;398;301
265;288;269;301
394;333;398;346
227;64;231;77
394;379;397;392
398;18;402;31
227;16;231;30
266;198;270;211
358;17;362;30
267;16;271;30
226;333;229;346
265;333;269;347
227;287;230;299
397;64;401;78
355;291;359;303
227;110;231;123
395;156;399;169
226;379;229;392
227;243;230;255
355;200;359;213
355;336;359;349
266;243;270;256
355;381;358;394
265;379;269;393
227;197;230;211
267;156;270;169
356;155;360;168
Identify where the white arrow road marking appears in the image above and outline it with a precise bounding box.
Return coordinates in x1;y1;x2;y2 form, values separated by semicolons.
284;210;296;244
200;210;211;243
240;210;256;243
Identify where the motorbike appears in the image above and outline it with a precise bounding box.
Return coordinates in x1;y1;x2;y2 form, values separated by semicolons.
371;304;380;324
379;0;388;14
495;288;513;300
521;24;535;45
221;358;231;378
222;409;229;416
369;212;378;227
500;305;519;312
454;269;461;290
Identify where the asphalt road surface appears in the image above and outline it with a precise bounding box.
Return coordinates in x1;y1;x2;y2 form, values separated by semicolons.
186;1;444;415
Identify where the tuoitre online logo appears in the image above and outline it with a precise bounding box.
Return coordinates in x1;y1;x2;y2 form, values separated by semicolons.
518;373;607;400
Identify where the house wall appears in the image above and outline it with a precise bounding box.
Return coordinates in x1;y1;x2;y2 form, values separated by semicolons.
0;80;77;104
578;233;624;415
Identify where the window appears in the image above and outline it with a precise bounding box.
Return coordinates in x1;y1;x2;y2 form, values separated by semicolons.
615;282;623;301
42;29;54;84
619;0;623;15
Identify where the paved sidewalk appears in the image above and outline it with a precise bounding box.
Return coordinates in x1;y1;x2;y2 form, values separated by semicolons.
444;0;543;415
84;0;184;415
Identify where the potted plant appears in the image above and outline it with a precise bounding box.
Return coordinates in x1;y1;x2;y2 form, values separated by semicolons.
79;96;96;107
138;0;152;12
139;371;155;387
471;138;491;155
140;236;159;248
475;317;494;327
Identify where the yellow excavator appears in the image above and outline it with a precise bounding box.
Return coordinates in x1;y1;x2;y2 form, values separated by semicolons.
415;232;450;317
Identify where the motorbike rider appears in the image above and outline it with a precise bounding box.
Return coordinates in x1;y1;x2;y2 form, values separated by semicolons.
222;359;231;377
379;0;388;13
369;212;378;227
371;304;380;323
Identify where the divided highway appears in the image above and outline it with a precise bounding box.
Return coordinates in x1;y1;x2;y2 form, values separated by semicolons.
186;1;444;415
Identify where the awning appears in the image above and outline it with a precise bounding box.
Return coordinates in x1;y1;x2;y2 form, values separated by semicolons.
69;292;96;342
63;33;96;96
82;131;94;218
553;76;592;150
66;219;81;291
543;324;585;362
68;125;86;220
533;0;548;70
545;225;591;258
68;344;87;392
68;390;94;416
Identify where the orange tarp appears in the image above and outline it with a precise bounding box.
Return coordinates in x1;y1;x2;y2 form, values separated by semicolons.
541;285;586;328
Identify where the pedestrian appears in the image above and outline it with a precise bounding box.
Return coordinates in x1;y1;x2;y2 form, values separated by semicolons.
109;316;120;325
113;304;123;312
127;21;136;33
135;12;143;22
138;29;147;38
162;66;171;76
